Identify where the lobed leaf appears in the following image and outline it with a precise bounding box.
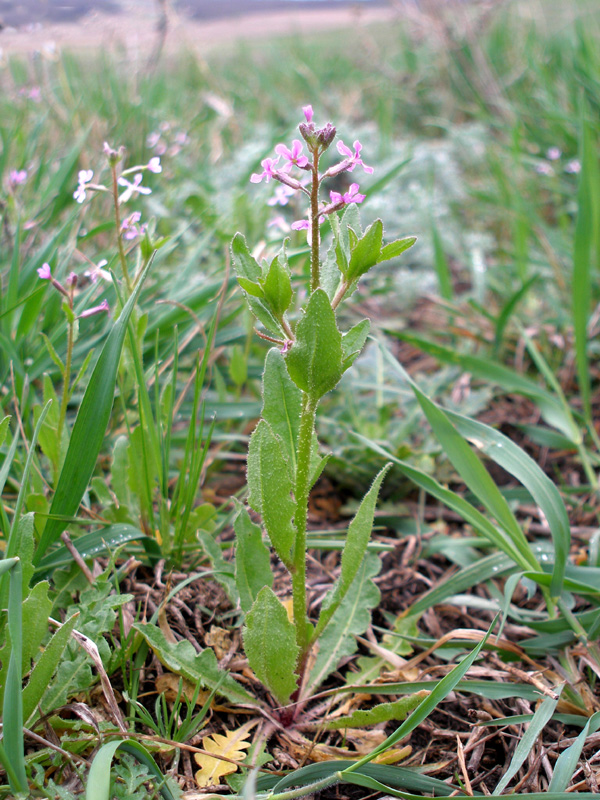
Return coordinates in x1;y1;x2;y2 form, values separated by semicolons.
323;693;428;730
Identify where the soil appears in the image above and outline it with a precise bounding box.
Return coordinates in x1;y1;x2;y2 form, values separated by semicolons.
0;0;396;56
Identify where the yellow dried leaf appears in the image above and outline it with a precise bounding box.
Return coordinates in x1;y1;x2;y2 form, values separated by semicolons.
194;723;252;787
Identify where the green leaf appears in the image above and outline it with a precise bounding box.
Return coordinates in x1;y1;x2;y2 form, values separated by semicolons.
237;277;265;299
231;233;262;282
2;559;26;793
34;258;154;564
243;586;299;705
133;623;255;705
261;348;302;477
307;552;381;696
388;356;538;572
263;254;292;318
323;693;428;730
85;738;177;800
0;416;9;449
341;319;370;371
234;504;273;614
329;212;350;277
341;615;498;773
391;331;578;442
347;219;383;282
232;233;285;336
247;420;296;566
377;236;417;264
493;688;561;794
285;288;343;401
316;464;391;637
445;409;570;598
549;711;600;792
22;612;80;724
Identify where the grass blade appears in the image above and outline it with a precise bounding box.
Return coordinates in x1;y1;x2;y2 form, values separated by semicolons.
493;688;561;794
85;738;176;800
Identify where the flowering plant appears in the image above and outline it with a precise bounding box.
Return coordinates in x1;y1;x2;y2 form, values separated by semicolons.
231;107;415;717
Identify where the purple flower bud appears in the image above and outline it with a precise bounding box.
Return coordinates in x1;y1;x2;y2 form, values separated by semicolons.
316;123;336;149
298;122;318;149
303;105;314;123
79;299;110;319
66;271;78;287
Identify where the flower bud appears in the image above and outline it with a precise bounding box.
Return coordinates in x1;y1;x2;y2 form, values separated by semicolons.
298;122;318;149
103;141;125;166
316;123;336;150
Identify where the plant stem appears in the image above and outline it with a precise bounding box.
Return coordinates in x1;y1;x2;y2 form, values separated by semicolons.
310;153;321;292
56;317;74;459
291;393;318;657
111;164;133;294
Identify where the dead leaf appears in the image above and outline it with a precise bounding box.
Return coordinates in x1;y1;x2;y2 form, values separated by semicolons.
155;673;210;706
194;722;253;787
205;626;232;661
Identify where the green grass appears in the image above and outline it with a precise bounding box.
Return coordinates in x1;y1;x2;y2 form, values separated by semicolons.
1;0;600;795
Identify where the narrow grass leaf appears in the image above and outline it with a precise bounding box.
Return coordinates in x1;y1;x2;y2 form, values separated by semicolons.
445;409;569;596
342;615;498;773
85;738;176;800
549;711;600;792
493;688;562;794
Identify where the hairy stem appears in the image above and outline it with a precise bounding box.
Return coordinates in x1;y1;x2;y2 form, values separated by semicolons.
292;393;318;657
310;153;321;292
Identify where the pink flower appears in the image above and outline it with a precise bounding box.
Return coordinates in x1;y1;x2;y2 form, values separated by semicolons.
565;159;581;174
303;105;314;123
84;259;111;283
79;299;110;319
250;157;281;184
546;147;561;161
118;173;151;202
536;162;555;176
147;157;162;173
147;131;161;148
336;140;374;174
121;211;145;240
330;183;365;206
267;184;296;207
291;220;310;231
275;139;309;170
74;169;94;204
37;263;52;280
9;169;27;187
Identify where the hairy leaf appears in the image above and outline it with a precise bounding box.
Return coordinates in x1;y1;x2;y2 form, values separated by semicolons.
342;319;370;371
317;464;391;636
234;504;273;613
243;586;299;705
378;237;416;263
307;552;381;696
134;623;255;705
247;420;296;565
347;219;383;282
261;348;302;478
285;289;343;400
263;254;292;317
323;693;428;730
